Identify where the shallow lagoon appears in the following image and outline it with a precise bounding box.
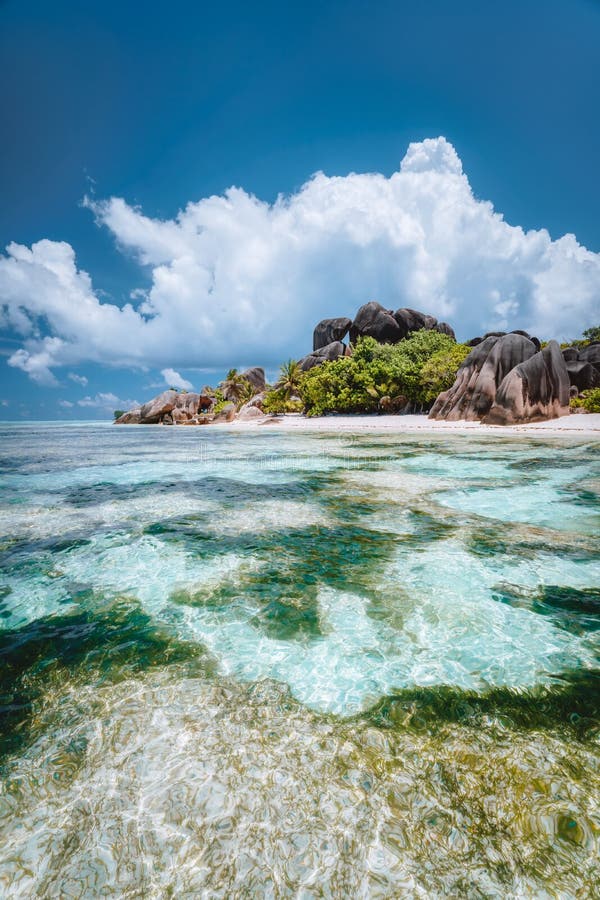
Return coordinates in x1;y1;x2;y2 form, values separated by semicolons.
0;423;598;896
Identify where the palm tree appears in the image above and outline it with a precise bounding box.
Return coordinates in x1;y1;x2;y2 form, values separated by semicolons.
278;359;303;400
219;368;249;403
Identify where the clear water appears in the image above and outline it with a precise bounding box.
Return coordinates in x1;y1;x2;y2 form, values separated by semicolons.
0;423;598;897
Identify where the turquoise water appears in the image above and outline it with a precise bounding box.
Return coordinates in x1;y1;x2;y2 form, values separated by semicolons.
0;423;598;896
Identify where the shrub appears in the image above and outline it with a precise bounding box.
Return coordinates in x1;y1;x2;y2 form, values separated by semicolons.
113;409;125;420
583;325;600;343
299;331;467;416
262;390;303;414
571;388;600;413
419;343;471;403
211;389;228;414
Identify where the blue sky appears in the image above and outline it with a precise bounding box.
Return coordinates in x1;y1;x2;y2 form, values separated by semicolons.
1;0;599;419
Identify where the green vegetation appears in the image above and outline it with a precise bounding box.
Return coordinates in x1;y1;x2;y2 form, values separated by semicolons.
113;409;125;420
570;387;600;413
261;360;304;414
278;359;303;399
211;389;229;414
219;368;250;404
262;393;303;414
561;324;600;348
299;331;468;416
582;325;600;342
420;342;471;403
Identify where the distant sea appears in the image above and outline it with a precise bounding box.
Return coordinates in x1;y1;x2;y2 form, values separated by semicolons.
0;423;598;895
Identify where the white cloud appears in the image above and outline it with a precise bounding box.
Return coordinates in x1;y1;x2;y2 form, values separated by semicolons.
68;372;88;386
59;399;74;408
77;392;138;410
161;367;193;390
1;137;599;384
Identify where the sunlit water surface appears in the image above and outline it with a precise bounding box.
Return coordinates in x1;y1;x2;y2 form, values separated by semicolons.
0;422;598;897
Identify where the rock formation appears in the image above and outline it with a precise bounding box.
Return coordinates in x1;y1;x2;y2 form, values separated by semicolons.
348;302;456;345
115;408;142;424
562;343;600;393
241;367;266;393
116;390;215;425
349;302;405;344
466;330;540;351
483;341;570;425
237;405;265;421
429;333;537;421
138;390;179;424
313;317;352;351
298;341;347;371
213;402;236;423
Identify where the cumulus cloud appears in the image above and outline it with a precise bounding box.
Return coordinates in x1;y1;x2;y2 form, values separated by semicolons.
68;372;88;386
58;399;74;408
1;137;599;384
161;368;193;390
77;392;138;410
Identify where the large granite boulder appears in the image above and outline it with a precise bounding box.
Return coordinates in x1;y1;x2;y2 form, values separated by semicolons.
139;390;178;424
578;342;600;368
241;367;266;393
237;405;265;421
484;341;570;425
213;402;236;423
349;303;455;345
117;391;214;424
434;321;456;340
298;341;346;372
313;317;352;351
115;408;142;424
562;343;600;392
429;333;537;421
565;360;600;392
238;391;267;414
562;346;579;363
393;308;436;337
171;408;189;424
174;392;201;417
350;302;404;344
394;308;455;339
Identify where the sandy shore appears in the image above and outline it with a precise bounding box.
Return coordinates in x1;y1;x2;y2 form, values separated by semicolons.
217;412;600;437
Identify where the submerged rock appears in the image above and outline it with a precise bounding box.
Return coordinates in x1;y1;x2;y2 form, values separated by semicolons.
430;333;537;421
313;317;352;351
483;341;570;425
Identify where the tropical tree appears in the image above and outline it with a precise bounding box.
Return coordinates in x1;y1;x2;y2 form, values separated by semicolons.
219;368;249;403
583;325;600;343
278;359;303;400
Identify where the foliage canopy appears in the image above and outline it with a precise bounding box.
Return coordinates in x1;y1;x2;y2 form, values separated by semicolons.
299;331;468;416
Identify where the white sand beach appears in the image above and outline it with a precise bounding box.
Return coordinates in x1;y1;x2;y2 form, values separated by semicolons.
216;411;600;436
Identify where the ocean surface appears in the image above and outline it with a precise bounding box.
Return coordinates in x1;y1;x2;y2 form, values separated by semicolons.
0;422;598;897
